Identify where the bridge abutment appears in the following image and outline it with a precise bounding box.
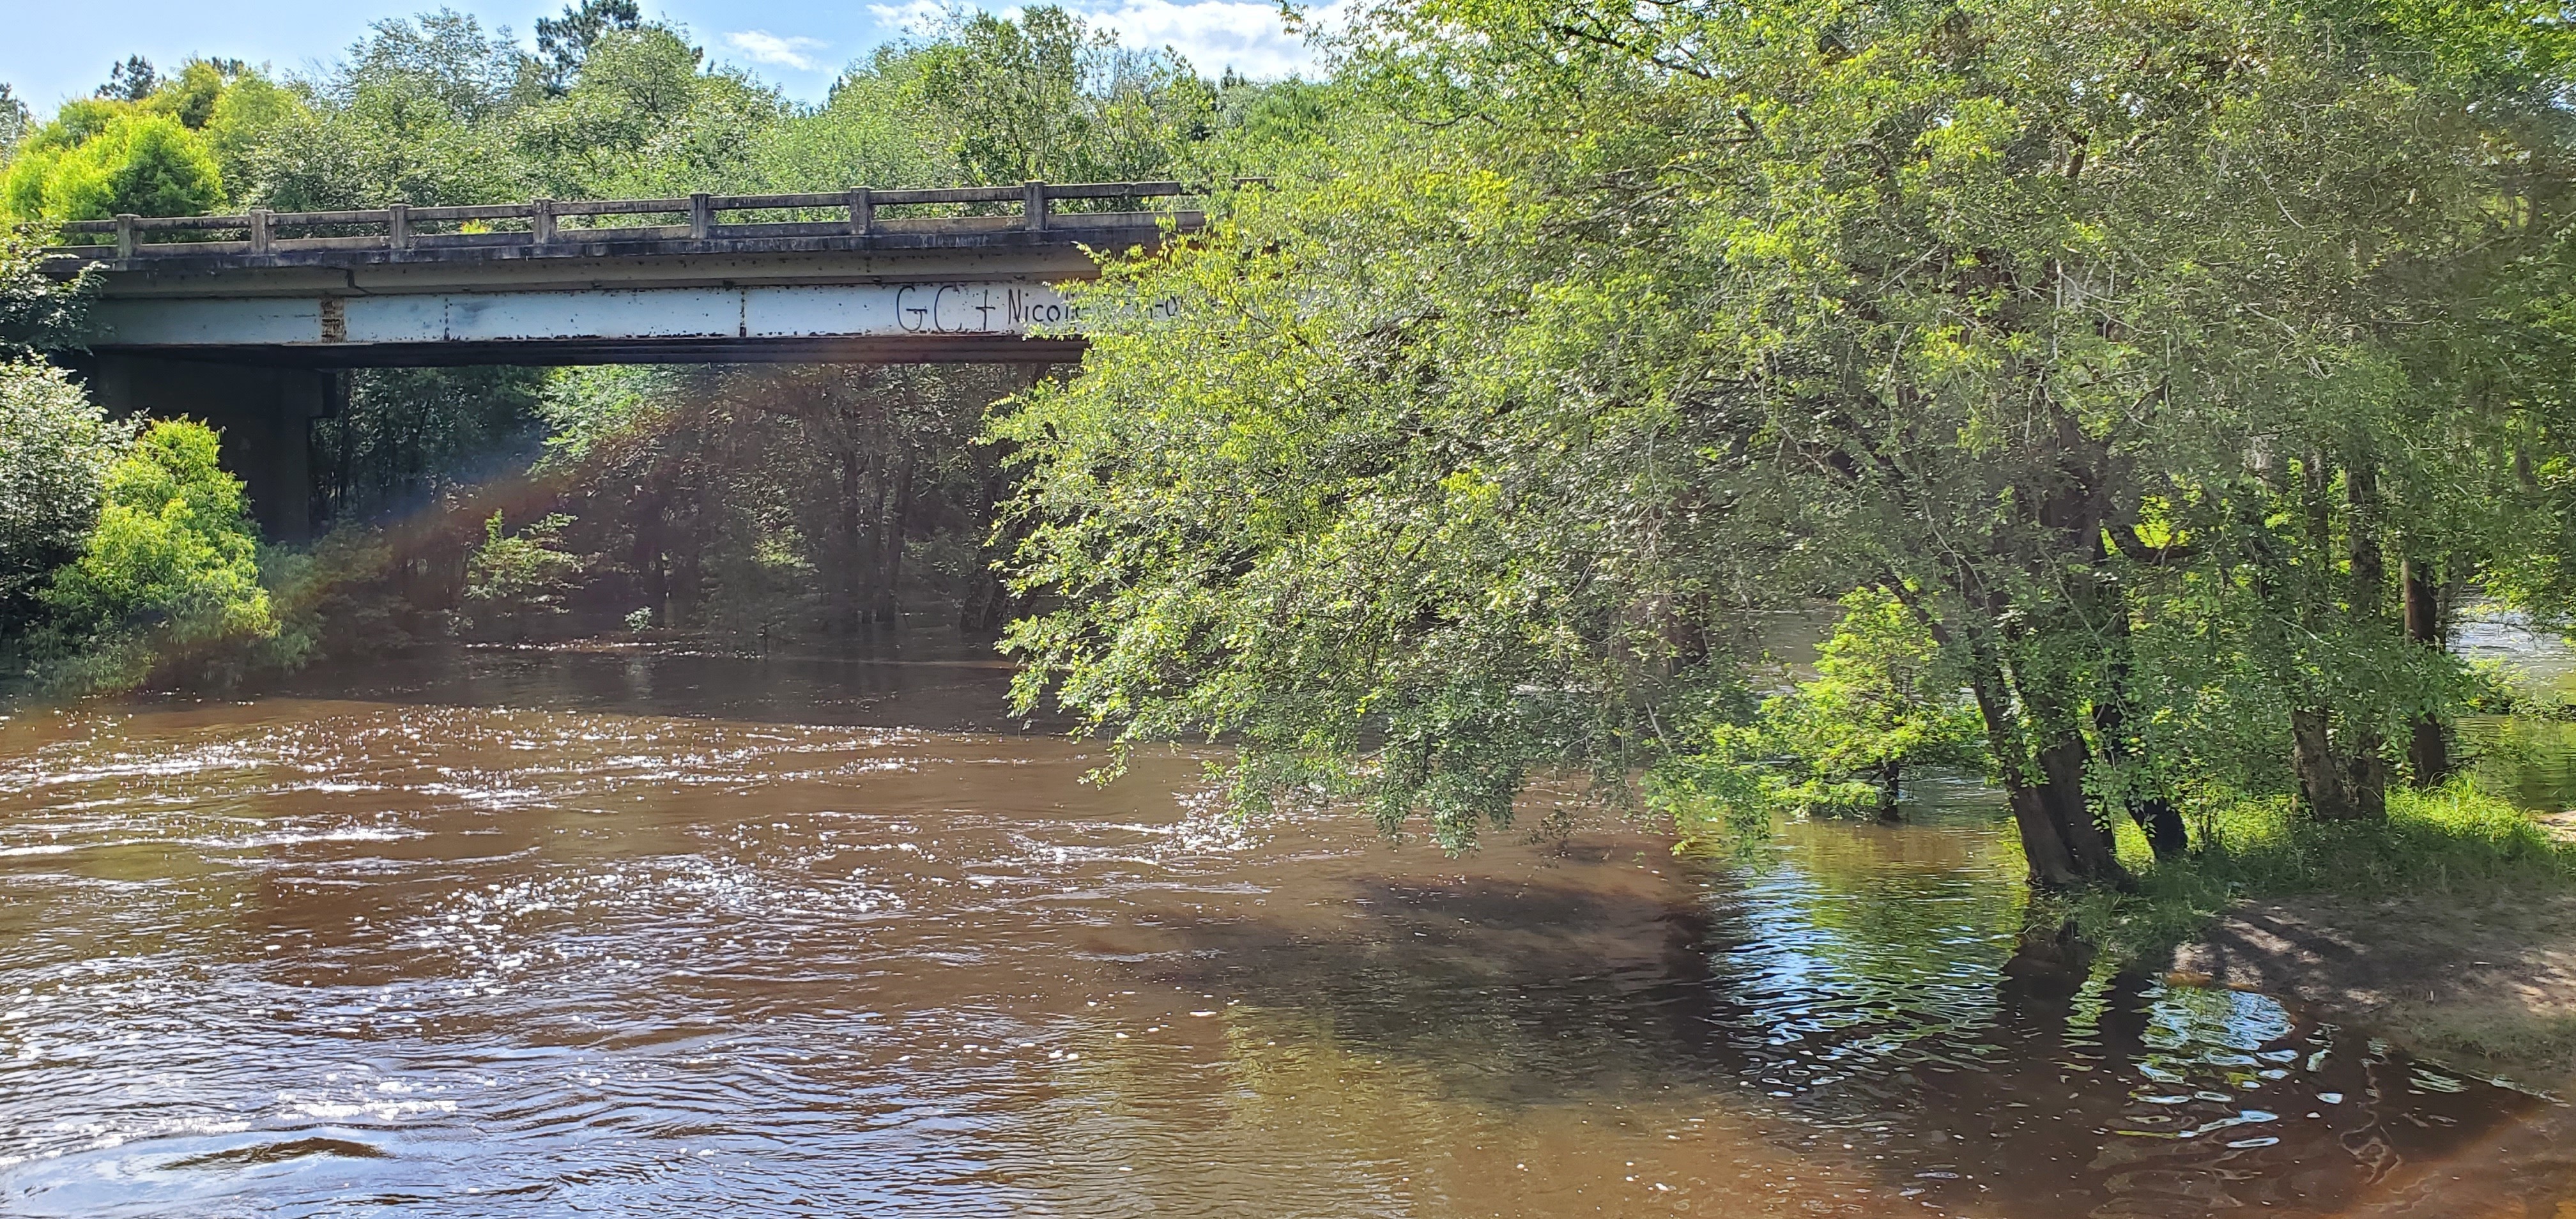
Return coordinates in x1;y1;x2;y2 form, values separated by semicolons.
86;355;333;543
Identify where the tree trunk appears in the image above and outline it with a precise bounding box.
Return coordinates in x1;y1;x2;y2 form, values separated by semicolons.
2290;706;2343;817
2004;622;2126;885
2291;706;2385;820
2033;730;2124;884
2345;740;2389;821
633;490;666;627
1965;641;2081;888
1874;759;1903;822
2402;556;2451;785
2093;611;2189;859
2133;797;2188;859
833;450;863;634
870;448;914;624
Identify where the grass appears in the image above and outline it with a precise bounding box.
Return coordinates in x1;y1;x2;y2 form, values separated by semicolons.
2062;781;2576;961
2385;1004;2576;1070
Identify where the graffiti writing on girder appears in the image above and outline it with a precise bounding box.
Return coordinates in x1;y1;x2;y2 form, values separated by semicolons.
893;284;1184;334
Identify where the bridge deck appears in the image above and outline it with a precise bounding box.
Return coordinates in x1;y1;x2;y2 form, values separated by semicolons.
42;181;1211;364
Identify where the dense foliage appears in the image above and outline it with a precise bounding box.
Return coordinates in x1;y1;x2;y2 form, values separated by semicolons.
996;0;2576;880
0;362;126;625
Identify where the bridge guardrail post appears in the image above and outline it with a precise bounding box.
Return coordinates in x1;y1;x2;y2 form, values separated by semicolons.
848;188;873;237
114;214;137;259
1024;181;1047;232
387;204;410;252
689;193;712;241
532;198;556;249
249;208;272;256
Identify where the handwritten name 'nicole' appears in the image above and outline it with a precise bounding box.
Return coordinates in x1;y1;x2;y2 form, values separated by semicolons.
893;284;1182;334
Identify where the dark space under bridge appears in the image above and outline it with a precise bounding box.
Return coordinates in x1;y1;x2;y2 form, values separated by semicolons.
40;181;1207;537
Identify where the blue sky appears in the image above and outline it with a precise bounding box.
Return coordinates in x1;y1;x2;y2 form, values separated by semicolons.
0;0;1328;115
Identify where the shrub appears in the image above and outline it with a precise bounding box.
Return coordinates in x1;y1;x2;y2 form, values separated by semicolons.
42;418;273;647
461;511;583;640
1653;588;1986;827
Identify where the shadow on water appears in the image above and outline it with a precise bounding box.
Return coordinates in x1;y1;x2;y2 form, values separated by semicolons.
1155;827;2552;1218
239;634;1050;733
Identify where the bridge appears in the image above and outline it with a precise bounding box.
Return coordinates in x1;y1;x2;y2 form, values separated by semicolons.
41;181;1204;537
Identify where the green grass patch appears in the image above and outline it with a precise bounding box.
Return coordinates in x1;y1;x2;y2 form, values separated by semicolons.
2063;782;2576;960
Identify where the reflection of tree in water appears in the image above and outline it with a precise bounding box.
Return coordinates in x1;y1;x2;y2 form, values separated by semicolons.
1162;838;2544;1218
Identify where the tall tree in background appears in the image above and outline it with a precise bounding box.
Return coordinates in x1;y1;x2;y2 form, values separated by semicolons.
535;0;643;94
0;85;29;162
95;57;158;103
904;7;1217;185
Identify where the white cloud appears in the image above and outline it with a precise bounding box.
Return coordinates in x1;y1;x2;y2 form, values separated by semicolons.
1080;0;1340;78
723;30;831;72
864;0;1347;79
866;1;952;37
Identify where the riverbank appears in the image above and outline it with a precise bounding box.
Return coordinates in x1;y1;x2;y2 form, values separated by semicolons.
2172;891;2576;1085
2071;784;2576;1085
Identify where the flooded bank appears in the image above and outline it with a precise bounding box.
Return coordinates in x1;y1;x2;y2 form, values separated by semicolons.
0;647;2568;1216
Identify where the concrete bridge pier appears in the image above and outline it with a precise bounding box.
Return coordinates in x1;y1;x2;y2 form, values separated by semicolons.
84;355;335;542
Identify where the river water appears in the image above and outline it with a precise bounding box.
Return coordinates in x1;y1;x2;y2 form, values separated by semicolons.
1;645;2570;1217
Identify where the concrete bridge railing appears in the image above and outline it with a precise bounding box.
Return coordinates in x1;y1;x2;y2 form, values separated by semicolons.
43;180;1210;264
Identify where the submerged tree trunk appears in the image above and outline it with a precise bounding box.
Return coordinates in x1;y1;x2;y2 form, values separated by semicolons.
633;489;667;627
832;448;866;634
2030;728;2125;884
2402;556;2451;785
1963;640;2081;888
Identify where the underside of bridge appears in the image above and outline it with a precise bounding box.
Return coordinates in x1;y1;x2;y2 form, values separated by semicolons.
73;339;1081;542
80;355;343;542
47;187;1183;540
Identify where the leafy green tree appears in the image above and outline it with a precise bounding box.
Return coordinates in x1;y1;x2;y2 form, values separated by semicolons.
144;57;250;130
461;510;582;639
316;366;548;525
0;229;109;635
1750;590;1986;819
995;0;2575;881
512;25;781;198
242;12;536;211
902;6;1217;185
1;109;224;221
1653;590;1984;829
0;226;93;358
43;419;273;647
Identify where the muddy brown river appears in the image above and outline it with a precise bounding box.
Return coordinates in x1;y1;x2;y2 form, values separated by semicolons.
1;646;2570;1216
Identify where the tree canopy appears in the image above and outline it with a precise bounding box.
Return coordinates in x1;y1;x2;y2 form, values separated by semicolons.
995;0;2576;882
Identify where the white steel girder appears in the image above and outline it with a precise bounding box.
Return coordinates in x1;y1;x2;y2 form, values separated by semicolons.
88;281;1121;350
